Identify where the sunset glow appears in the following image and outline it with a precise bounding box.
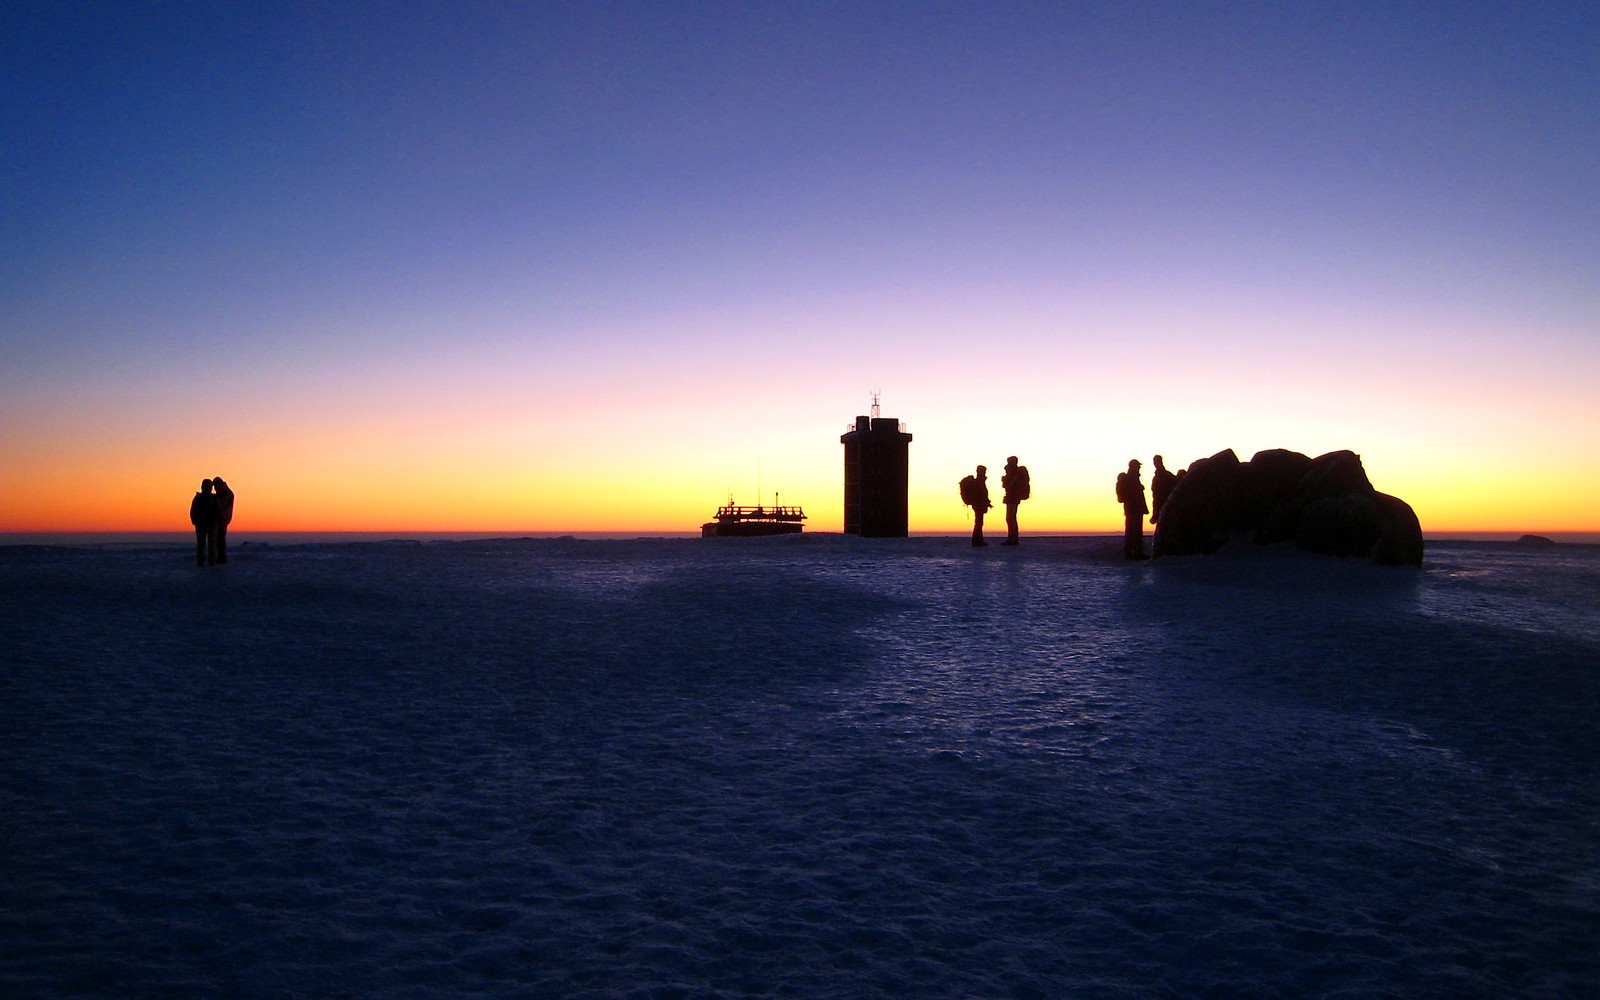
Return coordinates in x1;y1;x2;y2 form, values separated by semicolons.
4;4;1596;534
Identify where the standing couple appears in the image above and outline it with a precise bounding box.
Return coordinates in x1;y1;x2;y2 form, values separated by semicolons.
961;456;1030;547
188;477;235;566
1117;455;1178;560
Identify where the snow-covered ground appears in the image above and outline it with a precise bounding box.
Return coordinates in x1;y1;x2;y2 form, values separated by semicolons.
3;536;1596;998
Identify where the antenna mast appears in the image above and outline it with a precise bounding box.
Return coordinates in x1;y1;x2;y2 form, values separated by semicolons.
870;388;881;420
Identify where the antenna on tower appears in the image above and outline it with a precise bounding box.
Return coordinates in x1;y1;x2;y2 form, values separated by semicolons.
870;388;881;420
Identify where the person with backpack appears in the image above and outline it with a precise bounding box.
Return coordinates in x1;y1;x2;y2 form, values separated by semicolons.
1116;459;1149;560
959;465;992;547
1000;455;1030;546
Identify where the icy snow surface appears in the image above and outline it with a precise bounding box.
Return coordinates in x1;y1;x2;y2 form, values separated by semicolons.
3;535;1597;998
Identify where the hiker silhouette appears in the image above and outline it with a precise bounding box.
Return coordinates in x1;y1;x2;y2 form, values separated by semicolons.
1116;459;1149;560
1001;456;1030;545
960;465;992;547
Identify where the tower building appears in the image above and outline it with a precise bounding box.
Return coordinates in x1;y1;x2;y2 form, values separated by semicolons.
841;395;913;537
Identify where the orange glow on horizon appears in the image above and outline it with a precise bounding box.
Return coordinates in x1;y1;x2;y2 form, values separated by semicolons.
3;403;1597;535
4;471;1597;536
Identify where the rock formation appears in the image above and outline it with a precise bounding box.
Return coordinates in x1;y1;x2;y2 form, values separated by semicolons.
1152;449;1423;566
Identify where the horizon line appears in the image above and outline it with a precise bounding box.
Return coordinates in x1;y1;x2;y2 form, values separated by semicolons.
4;529;1597;542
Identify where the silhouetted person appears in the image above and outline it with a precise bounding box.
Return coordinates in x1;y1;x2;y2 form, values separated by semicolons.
1150;455;1177;524
1001;455;1030;545
961;464;992;546
190;479;221;566
212;476;234;563
1116;459;1148;560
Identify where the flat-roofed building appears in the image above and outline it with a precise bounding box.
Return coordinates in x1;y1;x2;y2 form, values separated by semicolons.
841;400;912;537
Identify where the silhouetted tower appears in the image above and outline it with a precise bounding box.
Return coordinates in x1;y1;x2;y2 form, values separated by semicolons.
841;394;913;537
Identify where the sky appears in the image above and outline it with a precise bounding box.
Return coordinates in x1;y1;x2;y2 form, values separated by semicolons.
3;1;1597;534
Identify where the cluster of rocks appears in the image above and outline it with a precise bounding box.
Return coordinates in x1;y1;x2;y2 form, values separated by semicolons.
1152;448;1424;566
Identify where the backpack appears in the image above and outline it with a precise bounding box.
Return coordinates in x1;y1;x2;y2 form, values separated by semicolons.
958;475;982;507
1115;473;1130;504
1008;465;1030;501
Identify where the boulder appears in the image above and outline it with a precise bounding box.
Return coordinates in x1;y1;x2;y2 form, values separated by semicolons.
1239;449;1314;532
1302;450;1373;498
1150;449;1243;557
1296;493;1386;559
1246;448;1315;503
1153;448;1423;566
1370;493;1424;567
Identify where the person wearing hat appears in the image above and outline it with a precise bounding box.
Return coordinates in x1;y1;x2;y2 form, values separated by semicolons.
1116;459;1149;560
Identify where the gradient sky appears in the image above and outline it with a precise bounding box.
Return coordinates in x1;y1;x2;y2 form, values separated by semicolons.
4;2;1597;533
